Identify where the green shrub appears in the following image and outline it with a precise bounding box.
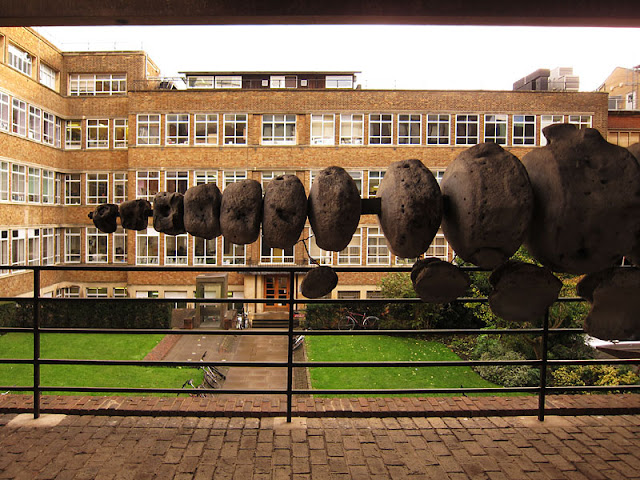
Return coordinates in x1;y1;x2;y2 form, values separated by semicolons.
473;335;539;387
304;303;345;330
551;365;640;388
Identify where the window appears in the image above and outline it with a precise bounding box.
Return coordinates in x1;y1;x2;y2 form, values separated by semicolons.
165;234;189;265
270;75;297;88
65;228;81;263
339;114;364;145
310;114;335;145
40;63;57;89
568;115;592;129
113;228;127;263
326;75;353;89
261;233;294;264
222;238;246;265
166;114;189;145
0;93;9;131
55;118;62;148
54;228;62;264
261;171;296;189
55;173;63;204
65;174;81;205
86;227;108;263
484;114;508;145
86;287;109;298
136;171;160;201
28;167;40;203
65;120;82;149
223;114;247;145
214;76;242;89
27;229;39;266
337;227;361;265
86;173;109;204
367;170;385;198
43;112;55;145
366;227;390;265
0;162;8;201
113;287;128;298
540;115;565;146
8;44;32;76
187;76;214;88
194;237;217;264
56;286;80;298
512;115;536;145
113;173;128;203
11;230;25;269
28;106;41;141
426;231;449;260
113;119;128;148
166;171;189;194
223;170;247;189
455;114;479;145
0;231;8;275
337;291;360;300
398;114;421;145
11;164;26;202
69;73;126;95
308;230;332;265
137;114;161;145
87;119;109;148
368;114;393;145
42;228;54;265
262;114;296;145
432;169;445;184
136;228;159;265
194;114;218;145
11;98;26;136
194;170;218;186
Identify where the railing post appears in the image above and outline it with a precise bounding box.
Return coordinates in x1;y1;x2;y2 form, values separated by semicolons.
286;271;295;423
33;268;41;419
538;308;550;421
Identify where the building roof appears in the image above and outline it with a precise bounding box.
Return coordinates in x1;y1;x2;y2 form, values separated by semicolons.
179;71;360;76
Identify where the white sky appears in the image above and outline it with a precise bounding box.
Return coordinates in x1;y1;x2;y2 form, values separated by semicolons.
35;25;640;91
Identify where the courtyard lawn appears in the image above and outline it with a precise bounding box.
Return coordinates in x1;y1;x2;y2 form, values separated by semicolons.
306;335;504;396
0;333;201;395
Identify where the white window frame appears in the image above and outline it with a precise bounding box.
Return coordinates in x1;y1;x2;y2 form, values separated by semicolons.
0;162;8;201
214;76;242;89
337;227;362;265
194;237;217;265
27;228;40;266
86;173;109;205
12;98;26;136
165;171;189;194
307;229;332;265
512;114;536;146
222;170;247;189
261;170;295;190
187;76;214;88
568;115;592;129
113;119;128;149
136;171;160;201
28;167;40;203
136;114;161;145
86;227;108;263
87;119;109;149
42;228;54;265
69;73;126;96
223;114;247;145
54;228;62;264
65;174;81;205
326;75;353;89
165;234;189;265
0;93;9;131
366;226;390;265
55;117;62;148
86;287;109;298
64;228;81;263
310;114;335;145
43;112;55;145
11;164;26;202
8;44;32;76
262;114;296;145
113;287;128;298
455;114;479;145
165;114;190;145
194;170;218;186
540;115;565;146
367;170;385;198
270;75;297;88
65;120;82;149
194;114;218;145
347;170;363;196
368;114;393;145
113;228;127;264
484;114;508;145
0;230;8;275
397;114;421;145
222;238;246;265
113;173;128;203
136;228;159;265
339;114;364;145
260;232;295;264
39;63;57;89
28;106;41;142
426;231;449;261
11;229;26;270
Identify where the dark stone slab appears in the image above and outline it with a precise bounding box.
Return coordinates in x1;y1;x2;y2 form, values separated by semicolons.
441;143;533;269
220;179;263;245
522;123;640;274
489;260;562;323
377;159;442;259
577;266;640;340
89;203;119;234
119;199;151;231
153;192;186;235
411;258;470;303
263;174;307;249
308;166;361;251
183;183;222;240
301;266;339;299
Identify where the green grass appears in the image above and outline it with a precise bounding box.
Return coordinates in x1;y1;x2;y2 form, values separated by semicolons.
0;333;202;395
306;335;505;396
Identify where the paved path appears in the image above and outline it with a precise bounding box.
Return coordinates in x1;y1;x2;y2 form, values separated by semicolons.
1;413;640;479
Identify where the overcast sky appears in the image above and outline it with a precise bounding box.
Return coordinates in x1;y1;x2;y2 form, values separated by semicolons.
35;25;640;91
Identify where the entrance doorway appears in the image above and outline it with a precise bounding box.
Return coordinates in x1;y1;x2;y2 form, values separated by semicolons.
264;275;289;310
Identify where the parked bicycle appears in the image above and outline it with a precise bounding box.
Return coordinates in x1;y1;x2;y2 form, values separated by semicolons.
292;334;304;350
180;351;226;395
338;311;379;330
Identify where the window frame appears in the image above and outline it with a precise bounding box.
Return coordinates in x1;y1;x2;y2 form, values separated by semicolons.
222;238;246;265
11;98;26;136
512;114;536;145
86;118;109;149
27;167;40;203
223;114;248;145
65;120;82;149
86;173;109;205
193;237;217;265
484;114;508;145
165;171;189;194
455;114;479;146
165;113;190;145
113;118;128;149
310;114;335;145
368;114;393;145
113;228;127;264
136;171;160;202
86;227;108;263
39;63;57;90
339;114;364;145
366;226;390;265
8;44;32;77
11;164;26;203
69;73;127;96
337;227;362;265
135;228;160;265
261;114;296;145
136;114;161;146
0;161;8;202
194;113;218;145
397;114;422;145
64;228;82;263
64;173;81;205
28;105;41;142
113;173;128;203
164;233;189;265
0;93;9;131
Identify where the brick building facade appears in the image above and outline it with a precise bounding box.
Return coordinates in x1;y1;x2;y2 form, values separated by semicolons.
0;27;609;321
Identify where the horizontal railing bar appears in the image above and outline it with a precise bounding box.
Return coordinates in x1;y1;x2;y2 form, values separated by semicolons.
0;387;31;391
549;358;640;365
39;359;288;367
38;386;288;394
0;359;34;365
547;385;640;392
0;328;33;333
292;387;540;394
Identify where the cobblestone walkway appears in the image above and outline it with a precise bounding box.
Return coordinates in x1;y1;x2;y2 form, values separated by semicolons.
1;413;640;479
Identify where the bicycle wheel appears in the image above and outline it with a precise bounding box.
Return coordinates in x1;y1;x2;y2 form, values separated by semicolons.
364;316;379;329
338;315;356;330
203;368;219;389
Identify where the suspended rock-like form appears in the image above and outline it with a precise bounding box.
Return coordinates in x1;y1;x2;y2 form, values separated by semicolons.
220;179;262;245
119;199;151;231
628;142;640;162
577;267;640;340
411;258;470;303
263;175;307;249
521;123;640;274
377;159;442;259
153;192;186;235
488;261;562;323
441;143;533;269
308;166;361;251
301;266;339;299
183;183;222;240
89;203;119;234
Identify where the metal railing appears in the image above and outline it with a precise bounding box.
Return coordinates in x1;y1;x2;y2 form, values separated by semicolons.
1;264;639;422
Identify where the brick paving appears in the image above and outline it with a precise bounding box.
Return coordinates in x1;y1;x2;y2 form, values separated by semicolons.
1;413;640;479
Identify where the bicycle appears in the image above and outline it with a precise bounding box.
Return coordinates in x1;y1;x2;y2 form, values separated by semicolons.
338;311;379;330
181;351;226;395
